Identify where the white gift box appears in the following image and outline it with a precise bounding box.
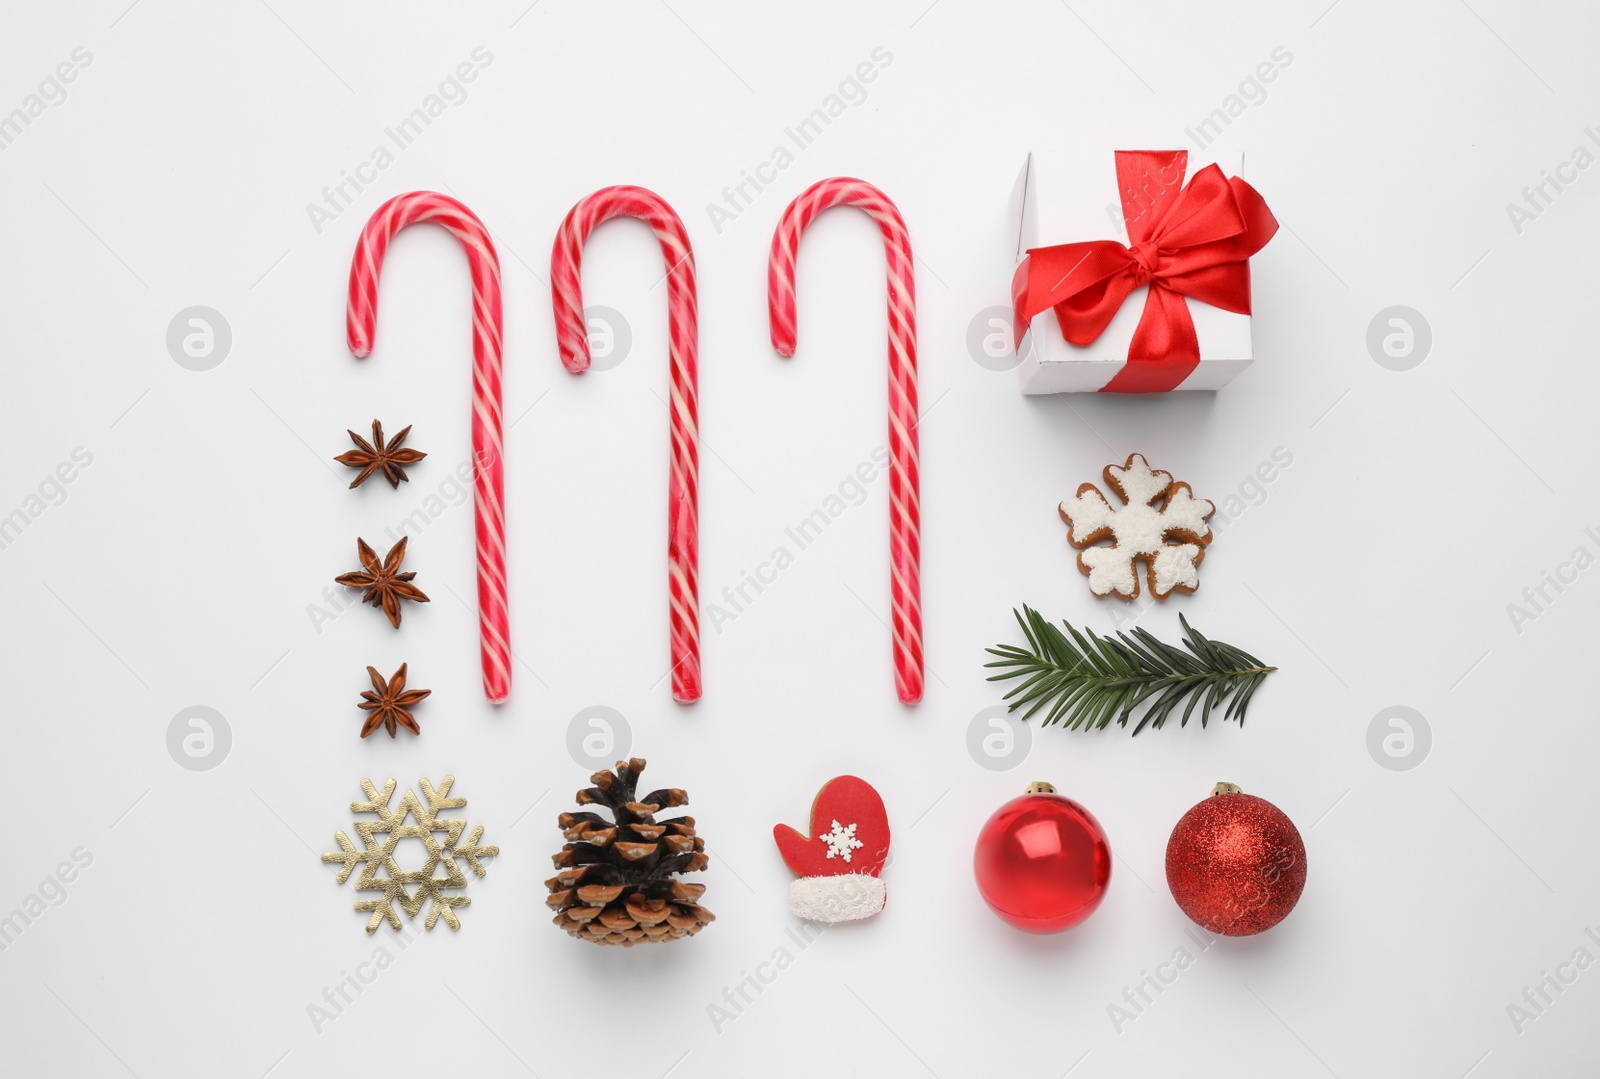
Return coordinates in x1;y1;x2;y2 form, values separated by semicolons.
1010;151;1255;394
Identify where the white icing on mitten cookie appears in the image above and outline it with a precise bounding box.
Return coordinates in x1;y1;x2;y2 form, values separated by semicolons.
1058;454;1215;600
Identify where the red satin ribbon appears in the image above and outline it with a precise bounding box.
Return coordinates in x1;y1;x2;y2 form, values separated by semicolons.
1012;150;1278;393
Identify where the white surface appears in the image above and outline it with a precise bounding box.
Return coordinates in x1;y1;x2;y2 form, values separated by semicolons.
1014;150;1257;393
1;1;1596;1076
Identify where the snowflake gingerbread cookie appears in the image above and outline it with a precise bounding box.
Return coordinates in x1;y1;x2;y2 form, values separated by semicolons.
1059;454;1215;601
773;776;889;924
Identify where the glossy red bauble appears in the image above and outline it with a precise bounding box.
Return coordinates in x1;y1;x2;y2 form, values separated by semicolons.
1165;784;1306;936
973;784;1111;933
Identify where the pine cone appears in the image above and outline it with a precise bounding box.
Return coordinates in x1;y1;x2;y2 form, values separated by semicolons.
546;757;714;946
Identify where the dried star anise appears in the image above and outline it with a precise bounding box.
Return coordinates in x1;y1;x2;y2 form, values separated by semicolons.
358;663;431;738
335;537;430;629
334;420;427;489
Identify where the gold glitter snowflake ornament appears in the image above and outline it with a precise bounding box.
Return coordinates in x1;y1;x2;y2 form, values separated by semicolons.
321;776;498;933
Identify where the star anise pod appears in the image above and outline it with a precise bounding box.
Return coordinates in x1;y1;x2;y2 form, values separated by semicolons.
335;537;430;628
357;663;431;738
334;420;427;489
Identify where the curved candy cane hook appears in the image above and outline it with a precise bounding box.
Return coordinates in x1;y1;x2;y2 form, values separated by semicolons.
768;177;923;705
551;185;701;704
346;191;511;704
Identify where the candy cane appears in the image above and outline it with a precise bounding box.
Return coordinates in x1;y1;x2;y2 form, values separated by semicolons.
346;191;510;704
551;185;701;704
768;178;923;705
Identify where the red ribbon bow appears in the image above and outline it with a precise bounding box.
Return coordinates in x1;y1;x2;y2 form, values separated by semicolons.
1012;150;1278;393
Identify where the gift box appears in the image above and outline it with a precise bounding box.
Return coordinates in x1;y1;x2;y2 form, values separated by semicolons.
1009;150;1277;394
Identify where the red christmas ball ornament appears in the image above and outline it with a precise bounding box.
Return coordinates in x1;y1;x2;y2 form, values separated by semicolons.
973;781;1111;933
1165;783;1306;936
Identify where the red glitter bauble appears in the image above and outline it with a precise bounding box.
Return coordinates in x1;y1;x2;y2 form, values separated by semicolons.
1165;785;1306;936
973;783;1111;933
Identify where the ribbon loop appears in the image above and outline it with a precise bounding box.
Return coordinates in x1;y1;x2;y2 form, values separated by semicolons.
1014;151;1278;393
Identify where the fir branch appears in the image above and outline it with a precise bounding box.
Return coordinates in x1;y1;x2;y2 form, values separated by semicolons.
984;606;1277;734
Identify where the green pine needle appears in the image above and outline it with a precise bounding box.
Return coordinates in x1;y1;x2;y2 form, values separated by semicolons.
984;605;1277;734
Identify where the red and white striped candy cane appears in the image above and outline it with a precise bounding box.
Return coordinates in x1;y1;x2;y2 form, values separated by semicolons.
768;177;923;705
346;191;511;704
551;185;701;704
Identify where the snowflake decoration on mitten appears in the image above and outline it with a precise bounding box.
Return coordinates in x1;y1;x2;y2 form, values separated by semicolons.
1058;453;1215;601
820;820;864;863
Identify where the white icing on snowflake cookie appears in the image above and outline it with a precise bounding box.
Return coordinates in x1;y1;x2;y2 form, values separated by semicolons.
1058;453;1215;601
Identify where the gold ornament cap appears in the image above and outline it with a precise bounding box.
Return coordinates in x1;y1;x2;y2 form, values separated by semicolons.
1025;781;1057;794
1210;781;1242;796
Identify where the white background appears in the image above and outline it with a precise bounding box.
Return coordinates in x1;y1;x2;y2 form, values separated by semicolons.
1;1;1596;1076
